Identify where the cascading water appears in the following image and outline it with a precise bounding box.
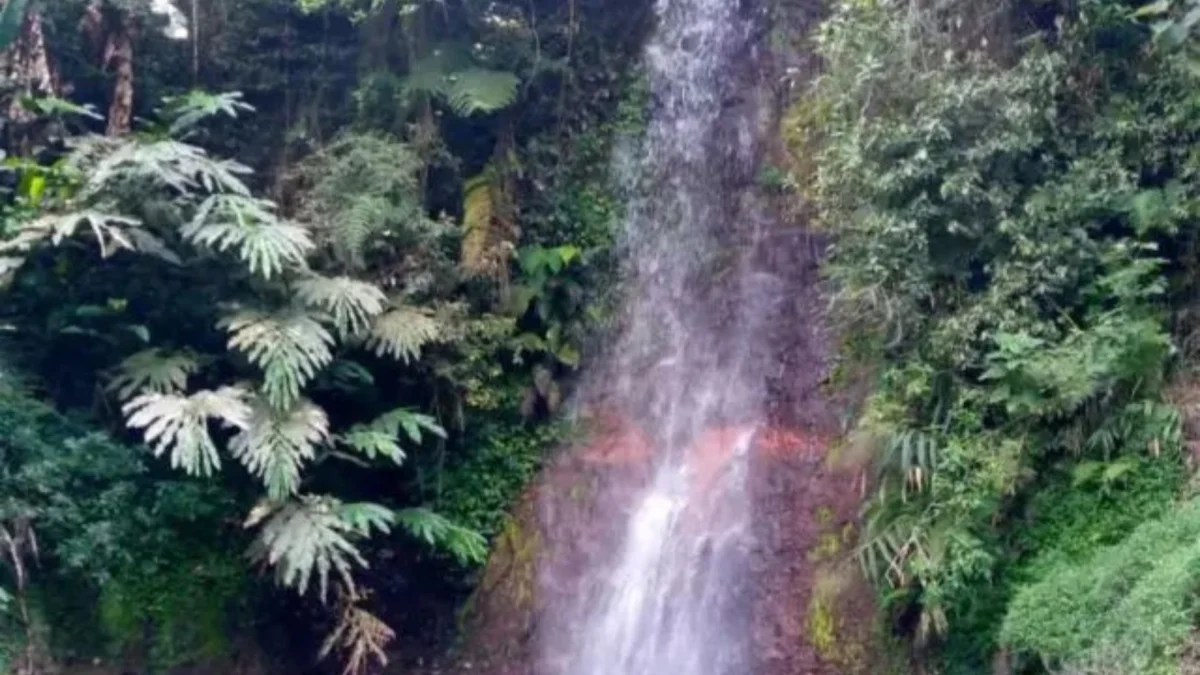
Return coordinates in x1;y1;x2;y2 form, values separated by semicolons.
540;0;780;672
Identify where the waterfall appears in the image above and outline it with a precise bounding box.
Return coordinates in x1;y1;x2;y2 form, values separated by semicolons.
540;0;778;672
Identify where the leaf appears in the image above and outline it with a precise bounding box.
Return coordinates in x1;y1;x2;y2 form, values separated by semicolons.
394;508;487;565
247;496;365;600
294;275;387;338
183;195;312;279
107;349;201;400
336;429;406;465
230;397;330;499
162;90;256;136
337;503;395;537
123;386;252;476
222;309;335;409
0;211;142;259
371;408;446;442
1133;0;1173;17
365;307;440;363
444;68;521;116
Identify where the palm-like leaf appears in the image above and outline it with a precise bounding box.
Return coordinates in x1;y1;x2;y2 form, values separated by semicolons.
247;496;394;600
80;138;252;198
444;68;520;116
400;45;519;117
231;397;330;499
123;386;252;476
294;275;387;338
395;508;487;565
0;211;142;259
365;306;440;363
107;348;200;400
222;309;335;409
336;429;406;465
184;195;313;279
334;408;443;466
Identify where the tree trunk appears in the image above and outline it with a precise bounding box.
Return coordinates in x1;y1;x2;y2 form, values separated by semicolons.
0;4;57;125
103;16;135;136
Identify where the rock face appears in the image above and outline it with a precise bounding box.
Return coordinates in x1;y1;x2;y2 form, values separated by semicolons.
447;0;879;670
453;419;875;675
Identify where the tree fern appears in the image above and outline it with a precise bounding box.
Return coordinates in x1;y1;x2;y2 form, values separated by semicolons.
365;306;440;363
246;496;394;600
183;195;313;279
107;349;200;400
123;386;252;476
294;275;387;338
230;397;330;499
221;309;335;409
401;44;520;117
444;68;520;116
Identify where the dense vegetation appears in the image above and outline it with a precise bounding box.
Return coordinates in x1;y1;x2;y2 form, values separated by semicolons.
792;0;1200;672
11;0;1200;674
0;0;648;673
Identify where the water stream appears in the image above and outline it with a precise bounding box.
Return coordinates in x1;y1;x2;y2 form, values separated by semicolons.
542;0;778;672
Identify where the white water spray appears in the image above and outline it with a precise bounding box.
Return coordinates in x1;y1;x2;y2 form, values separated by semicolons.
542;0;776;672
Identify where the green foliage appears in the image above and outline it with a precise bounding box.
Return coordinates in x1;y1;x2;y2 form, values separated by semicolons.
435;424;559;541
1001;499;1200;674
804;0;1200;660
0;0;30;51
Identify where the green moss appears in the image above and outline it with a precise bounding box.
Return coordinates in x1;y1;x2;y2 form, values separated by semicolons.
806;571;868;673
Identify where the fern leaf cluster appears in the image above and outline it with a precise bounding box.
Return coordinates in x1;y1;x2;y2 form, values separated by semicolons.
401;44;520;117
184;195;313;279
222;309;335;409
122;387;252;476
366;306;441;362
247;496;394;600
107;349;200;399
230;398;330;499
295;275;387;337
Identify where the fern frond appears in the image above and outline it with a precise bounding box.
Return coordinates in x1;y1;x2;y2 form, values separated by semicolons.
400;45;518;116
337;502;396;537
395;508;487;565
335;409;444;466
336;429;405;465
107;349;201;400
247;496;394;600
81;138;252;198
0;211;142;259
444;68;520;116
365;307;440;363
162;90;255;137
230;397;330;499
184;195;313;279
123;386;252;476
294;275;387;338
371;408;446;443
320;591;395;675
222;309;335;409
